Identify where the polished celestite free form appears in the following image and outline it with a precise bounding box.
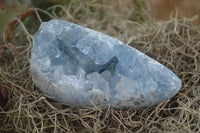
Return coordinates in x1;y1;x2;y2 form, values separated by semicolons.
31;20;182;108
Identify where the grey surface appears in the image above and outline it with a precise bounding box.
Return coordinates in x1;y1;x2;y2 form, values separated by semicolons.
31;19;182;108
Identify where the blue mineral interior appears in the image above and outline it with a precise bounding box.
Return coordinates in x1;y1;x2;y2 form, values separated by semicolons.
57;38;119;75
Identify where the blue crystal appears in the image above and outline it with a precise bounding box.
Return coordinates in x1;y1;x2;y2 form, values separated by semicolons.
31;20;182;108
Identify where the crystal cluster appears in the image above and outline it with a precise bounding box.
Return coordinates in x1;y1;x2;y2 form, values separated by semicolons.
31;20;182;108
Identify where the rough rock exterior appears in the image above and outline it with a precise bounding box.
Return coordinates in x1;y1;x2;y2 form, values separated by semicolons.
31;20;182;108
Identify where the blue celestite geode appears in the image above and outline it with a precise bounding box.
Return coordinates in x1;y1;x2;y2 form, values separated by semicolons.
30;19;182;108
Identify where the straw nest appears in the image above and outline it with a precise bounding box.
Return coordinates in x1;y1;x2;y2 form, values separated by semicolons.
0;1;199;132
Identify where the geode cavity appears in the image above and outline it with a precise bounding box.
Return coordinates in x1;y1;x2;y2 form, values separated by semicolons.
30;20;182;108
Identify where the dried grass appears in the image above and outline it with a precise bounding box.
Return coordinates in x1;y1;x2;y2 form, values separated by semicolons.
0;0;200;132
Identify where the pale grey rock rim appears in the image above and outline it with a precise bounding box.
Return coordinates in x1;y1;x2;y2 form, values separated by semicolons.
31;19;182;109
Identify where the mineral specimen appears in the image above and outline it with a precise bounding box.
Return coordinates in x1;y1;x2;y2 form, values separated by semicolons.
31;20;182;108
